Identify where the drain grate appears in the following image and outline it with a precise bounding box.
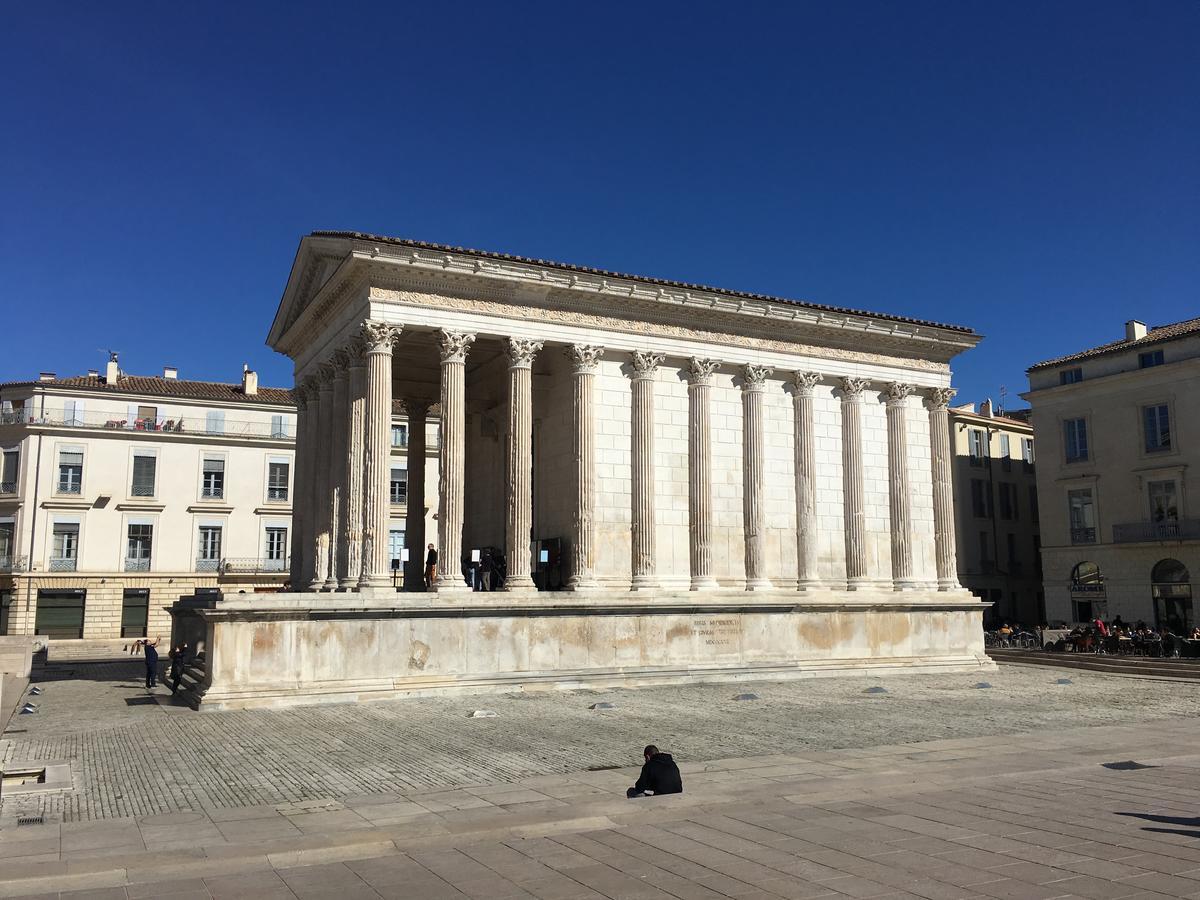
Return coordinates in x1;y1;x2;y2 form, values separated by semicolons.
16;815;44;826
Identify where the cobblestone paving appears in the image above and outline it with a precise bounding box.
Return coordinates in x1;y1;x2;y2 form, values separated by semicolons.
3;660;1199;823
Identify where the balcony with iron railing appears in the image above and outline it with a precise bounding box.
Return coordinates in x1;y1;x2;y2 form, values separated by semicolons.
201;486;225;500
195;557;221;573
124;556;151;572
1071;527;1097;545
0;481;16;495
0;555;27;573
2;407;294;441
1113;519;1200;544
267;486;288;502
219;557;289;575
49;556;77;572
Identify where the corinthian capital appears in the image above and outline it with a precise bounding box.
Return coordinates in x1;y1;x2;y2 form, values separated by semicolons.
331;348;351;372
740;364;774;390
565;344;605;373
317;361;338;386
886;382;914;406
360;320;402;353
631;350;666;379
296;377;319;402
344;331;369;365
927;387;957;411
504;337;543;368
793;371;822;396
438;330;476;364
687;357;721;385
840;376;871;399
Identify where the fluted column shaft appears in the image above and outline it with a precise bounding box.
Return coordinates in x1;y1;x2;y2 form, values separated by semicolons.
793;373;821;589
309;369;335;591
341;346;367;589
840;377;870;590
300;383;321;588
403;402;430;591
288;389;311;589
630;351;664;591
928;388;959;590
328;356;349;590
741;365;773;591
437;330;475;594
504;338;541;591
687;358;720;590
566;345;603;590
886;383;916;590
359;322;400;589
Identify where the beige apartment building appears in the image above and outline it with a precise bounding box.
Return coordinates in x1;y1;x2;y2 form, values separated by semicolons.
949;400;1042;626
0;355;435;642
1024;317;1200;629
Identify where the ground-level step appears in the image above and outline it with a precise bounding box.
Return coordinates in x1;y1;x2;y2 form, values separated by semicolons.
990;648;1200;680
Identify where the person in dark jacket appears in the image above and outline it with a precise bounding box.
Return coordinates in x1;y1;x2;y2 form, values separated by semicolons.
168;642;189;694
133;637;160;689
424;544;438;590
627;745;683;798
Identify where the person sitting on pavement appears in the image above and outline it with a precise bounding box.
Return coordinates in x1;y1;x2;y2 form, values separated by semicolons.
627;745;683;799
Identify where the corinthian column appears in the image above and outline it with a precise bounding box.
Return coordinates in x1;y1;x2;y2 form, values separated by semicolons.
687;358;721;590
504;338;542;591
358;321;401;589
299;377;321;589
341;337;368;589
886;382;917;590
289;381;312;590
840;377;870;590
403;400;430;591
309;364;336;591
329;350;350;589
793;372;822;590
630;351;665;591
928;387;959;591
436;330;475;594
565;344;604;590
740;364;773;591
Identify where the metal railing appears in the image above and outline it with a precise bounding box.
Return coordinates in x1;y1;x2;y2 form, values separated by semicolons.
0;555;27;573
0;481;15;494
57;481;82;495
124;556;151;572
131;483;156;498
1113;519;1200;544
267;486;288;502
4;407;294;441
49;557;77;572
1071;527;1097;544
195;558;221;572
201;486;224;500
219;557;288;575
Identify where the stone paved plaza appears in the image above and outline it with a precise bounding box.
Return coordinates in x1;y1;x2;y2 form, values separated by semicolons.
5;663;1200;897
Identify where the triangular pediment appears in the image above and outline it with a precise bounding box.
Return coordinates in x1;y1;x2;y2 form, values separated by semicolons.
266;236;355;352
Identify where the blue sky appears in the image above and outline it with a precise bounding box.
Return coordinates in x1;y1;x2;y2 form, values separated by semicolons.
2;2;1196;409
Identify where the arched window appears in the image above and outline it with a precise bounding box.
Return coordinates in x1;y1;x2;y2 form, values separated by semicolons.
1152;558;1193;633
1071;561;1103;588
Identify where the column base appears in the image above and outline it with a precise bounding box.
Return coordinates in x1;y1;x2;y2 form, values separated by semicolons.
357;576;392;590
796;579;823;592
689;576;720;591
436;580;473;595
503;574;536;591
321;579;338;592
630;575;660;591
337;578;357;591
306;580;324;592
937;579;962;592
892;579;921;592
846;577;870;592
565;576;600;591
745;578;773;592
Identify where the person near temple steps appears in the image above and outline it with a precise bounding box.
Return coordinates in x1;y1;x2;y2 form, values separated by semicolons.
424;543;438;590
130;636;161;689
168;642;189;694
627;745;683;798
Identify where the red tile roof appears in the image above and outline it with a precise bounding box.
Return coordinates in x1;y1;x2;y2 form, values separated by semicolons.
313;231;977;335
1028;317;1200;371
0;374;295;406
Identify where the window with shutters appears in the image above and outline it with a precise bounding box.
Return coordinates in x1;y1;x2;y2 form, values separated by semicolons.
0;448;17;494
57;449;83;494
1068;490;1096;544
51;522;79;570
265;526;288;569
267;461;289;502
1064;418;1088;462
131;454;156;497
197;525;222;571
202;457;225;499
999;434;1011;472
390;467;407;504
1143;404;1171;453
205;410;225;435
968;429;987;467
126;524;153;571
970;479;991;518
271;414;288;439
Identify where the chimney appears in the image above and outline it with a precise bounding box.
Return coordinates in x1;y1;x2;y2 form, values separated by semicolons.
163;366;178;380
38;372;56;382
1125;320;1148;341
979;398;994;418
241;364;258;396
105;352;120;384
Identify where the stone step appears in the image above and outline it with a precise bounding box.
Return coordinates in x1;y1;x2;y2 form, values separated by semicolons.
990;648;1200;680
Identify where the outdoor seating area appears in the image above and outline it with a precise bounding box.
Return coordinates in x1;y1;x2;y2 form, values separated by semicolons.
987;619;1200;659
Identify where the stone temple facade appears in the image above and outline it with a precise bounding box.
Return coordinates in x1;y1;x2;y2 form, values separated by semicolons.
172;232;993;709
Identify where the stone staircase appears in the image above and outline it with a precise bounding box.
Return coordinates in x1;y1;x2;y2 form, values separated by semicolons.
990;647;1200;680
172;652;208;709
